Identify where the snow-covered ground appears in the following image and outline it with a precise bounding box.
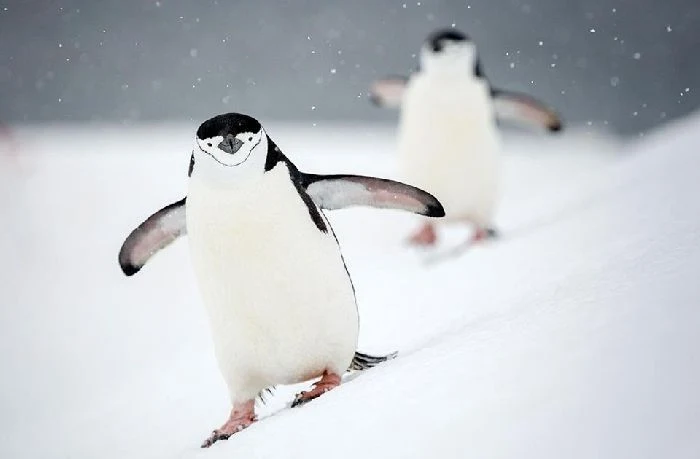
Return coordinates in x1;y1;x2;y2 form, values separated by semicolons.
1;116;698;458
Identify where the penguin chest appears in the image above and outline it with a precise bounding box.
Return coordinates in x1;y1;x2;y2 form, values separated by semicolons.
398;75;501;223
185;164;358;393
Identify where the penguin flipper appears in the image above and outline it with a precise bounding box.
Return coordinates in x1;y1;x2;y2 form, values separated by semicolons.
118;198;187;276
369;75;408;108
301;174;445;217
491;88;563;132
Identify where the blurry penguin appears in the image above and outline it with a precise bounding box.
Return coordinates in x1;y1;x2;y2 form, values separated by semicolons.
118;113;444;447
370;28;563;246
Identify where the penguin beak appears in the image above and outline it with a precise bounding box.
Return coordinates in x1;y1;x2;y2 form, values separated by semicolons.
218;135;244;155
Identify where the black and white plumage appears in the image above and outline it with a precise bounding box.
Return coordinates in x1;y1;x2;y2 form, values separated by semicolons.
369;29;564;242
118;113;443;433
370;28;563;133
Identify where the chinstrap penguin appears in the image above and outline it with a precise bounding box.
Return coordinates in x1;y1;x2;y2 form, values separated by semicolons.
118;113;444;448
370;28;563;246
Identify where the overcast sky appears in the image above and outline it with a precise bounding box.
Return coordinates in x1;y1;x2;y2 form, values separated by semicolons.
1;0;698;135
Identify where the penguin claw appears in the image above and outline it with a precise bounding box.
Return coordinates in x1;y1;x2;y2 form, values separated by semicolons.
290;394;313;408
201;421;255;448
200;400;256;448
291;387;331;408
201;430;229;448
292;371;341;408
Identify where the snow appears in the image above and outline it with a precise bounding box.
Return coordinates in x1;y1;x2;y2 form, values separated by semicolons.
1;116;699;458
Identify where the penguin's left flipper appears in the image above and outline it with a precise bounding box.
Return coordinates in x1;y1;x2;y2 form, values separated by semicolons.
369;75;409;108
118;198;187;276
302;173;445;217
491;88;563;133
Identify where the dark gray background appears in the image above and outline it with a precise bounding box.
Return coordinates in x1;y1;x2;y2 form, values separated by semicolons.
1;0;698;135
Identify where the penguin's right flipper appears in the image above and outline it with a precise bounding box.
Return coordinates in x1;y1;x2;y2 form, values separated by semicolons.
118;198;187;276
369;75;409;108
491;88;563;132
349;351;398;371
302;173;445;217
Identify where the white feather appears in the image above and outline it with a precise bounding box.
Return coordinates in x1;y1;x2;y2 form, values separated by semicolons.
397;70;501;227
186;162;358;404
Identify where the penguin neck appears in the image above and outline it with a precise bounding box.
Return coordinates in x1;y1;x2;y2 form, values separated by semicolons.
421;46;477;79
190;135;269;190
423;60;473;79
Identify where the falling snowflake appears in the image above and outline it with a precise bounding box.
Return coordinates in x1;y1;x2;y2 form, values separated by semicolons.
590;28;596;33
330;68;337;74
633;52;641;60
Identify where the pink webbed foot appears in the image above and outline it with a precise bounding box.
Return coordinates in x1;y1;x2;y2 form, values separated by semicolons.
472;227;498;243
408;222;437;246
291;371;342;407
201;400;256;448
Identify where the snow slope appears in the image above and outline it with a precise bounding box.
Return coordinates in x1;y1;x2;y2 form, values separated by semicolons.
0;118;698;458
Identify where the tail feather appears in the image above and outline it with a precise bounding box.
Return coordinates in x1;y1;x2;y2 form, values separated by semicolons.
349;351;398;371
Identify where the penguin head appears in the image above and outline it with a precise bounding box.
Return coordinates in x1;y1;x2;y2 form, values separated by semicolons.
421;28;478;75
192;113;269;179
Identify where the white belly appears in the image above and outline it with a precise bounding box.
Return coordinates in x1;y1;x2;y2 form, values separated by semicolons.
397;75;501;226
186;164;358;403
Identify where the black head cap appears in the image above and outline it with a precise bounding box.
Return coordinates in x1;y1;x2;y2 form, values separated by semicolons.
196;113;262;139
427;28;470;52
